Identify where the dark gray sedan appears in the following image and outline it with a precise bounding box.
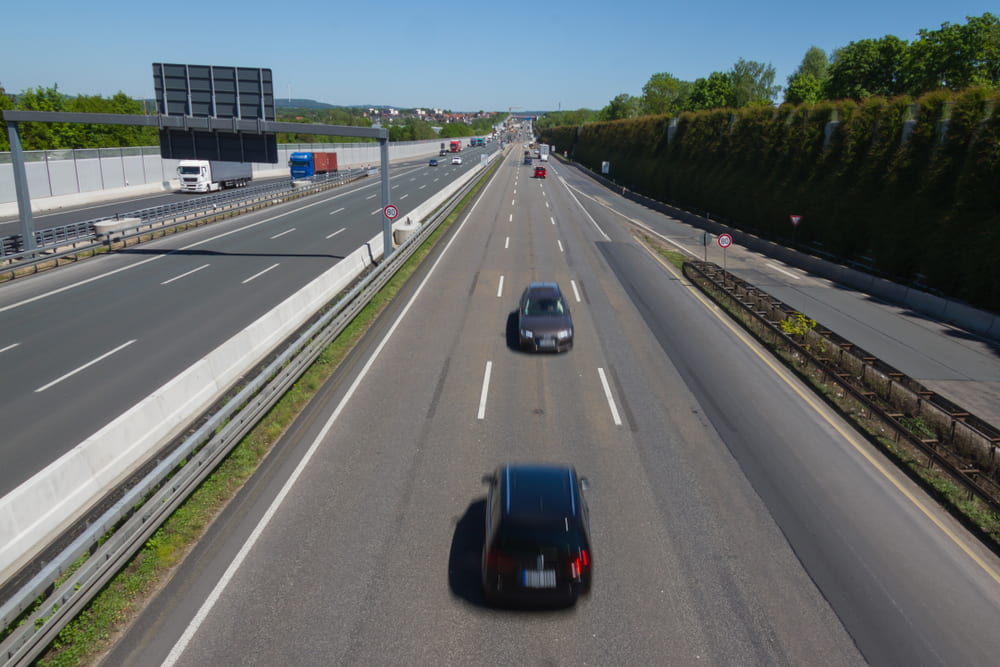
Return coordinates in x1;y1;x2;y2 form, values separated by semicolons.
517;282;574;352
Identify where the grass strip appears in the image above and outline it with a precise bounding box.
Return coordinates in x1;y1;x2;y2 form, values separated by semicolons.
33;161;502;667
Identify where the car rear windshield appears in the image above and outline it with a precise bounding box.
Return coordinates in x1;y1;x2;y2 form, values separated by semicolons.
497;519;585;553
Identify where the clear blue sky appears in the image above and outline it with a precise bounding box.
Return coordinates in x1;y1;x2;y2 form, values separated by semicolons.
1;0;995;111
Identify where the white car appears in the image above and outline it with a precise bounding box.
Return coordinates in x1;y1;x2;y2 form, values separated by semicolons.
452;156;462;165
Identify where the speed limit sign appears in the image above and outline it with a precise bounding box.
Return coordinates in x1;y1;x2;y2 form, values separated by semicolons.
383;204;399;220
718;233;733;248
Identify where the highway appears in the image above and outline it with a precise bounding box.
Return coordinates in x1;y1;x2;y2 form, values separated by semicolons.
103;148;1000;665
0;147;492;497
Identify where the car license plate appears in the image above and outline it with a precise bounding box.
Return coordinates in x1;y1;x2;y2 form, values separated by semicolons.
521;569;556;588
539;338;556;348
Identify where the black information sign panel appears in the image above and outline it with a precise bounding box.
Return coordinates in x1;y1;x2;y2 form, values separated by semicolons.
153;63;278;162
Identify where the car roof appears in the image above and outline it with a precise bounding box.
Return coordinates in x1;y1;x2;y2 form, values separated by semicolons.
499;463;580;521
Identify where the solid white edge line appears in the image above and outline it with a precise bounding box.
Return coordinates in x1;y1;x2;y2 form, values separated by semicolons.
497;275;505;298
597;367;623;426
326;228;346;239
35;340;137;393
477;361;493;420
269;228;295;240
242;263;280;284
1;342;21;354
1;180;380;314
558;176;610;241
570;280;581;302
161;264;210;285
163;144;504;667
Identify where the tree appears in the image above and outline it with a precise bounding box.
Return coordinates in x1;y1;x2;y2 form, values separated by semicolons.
785;47;829;104
0;83;13;151
688;72;732;110
784;73;825;105
641;72;691;116
599;93;641;121
729;58;780;107
904;12;1000;94
824;35;909;100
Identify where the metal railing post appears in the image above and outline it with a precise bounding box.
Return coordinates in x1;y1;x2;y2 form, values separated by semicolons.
380;137;392;258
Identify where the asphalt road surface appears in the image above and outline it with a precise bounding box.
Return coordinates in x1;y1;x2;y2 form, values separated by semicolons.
103;150;1000;665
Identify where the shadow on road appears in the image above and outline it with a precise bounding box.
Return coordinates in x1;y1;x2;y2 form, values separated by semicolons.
448;498;488;607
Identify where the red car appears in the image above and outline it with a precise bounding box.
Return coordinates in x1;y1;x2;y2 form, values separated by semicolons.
534;166;546;178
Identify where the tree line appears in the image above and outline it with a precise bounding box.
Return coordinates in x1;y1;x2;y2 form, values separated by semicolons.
535;12;999;128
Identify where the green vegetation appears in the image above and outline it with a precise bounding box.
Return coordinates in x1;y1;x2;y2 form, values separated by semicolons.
33;158;503;667
592;12;999;118
274;106;374;144
540;84;1000;312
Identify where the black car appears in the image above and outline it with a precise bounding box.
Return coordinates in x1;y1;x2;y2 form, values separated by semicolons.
517;282;573;352
481;463;592;605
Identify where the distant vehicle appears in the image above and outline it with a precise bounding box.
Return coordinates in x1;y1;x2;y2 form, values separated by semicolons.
481;463;592;605
524;156;533;165
539;144;550;162
534;166;546;178
450;140;462;152
288;151;338;179
439;149;448;156
517;282;573;352
452;156;463;165
177;160;252;193
429;158;439;167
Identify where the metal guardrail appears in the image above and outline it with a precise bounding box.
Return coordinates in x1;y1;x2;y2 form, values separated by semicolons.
0;159;483;666
0;169;368;266
682;259;1000;515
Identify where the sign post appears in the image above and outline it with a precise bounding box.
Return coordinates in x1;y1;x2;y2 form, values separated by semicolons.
717;233;733;286
790;214;802;244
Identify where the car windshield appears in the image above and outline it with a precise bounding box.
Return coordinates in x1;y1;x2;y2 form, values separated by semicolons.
526;297;564;316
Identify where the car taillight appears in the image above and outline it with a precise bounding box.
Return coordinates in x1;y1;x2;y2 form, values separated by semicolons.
486;549;514;573
570;549;591;579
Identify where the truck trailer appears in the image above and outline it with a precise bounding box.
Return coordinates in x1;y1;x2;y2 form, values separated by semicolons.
177;160;252;193
288;152;339;179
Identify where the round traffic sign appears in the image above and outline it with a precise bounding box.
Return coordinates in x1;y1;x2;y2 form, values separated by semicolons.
718;233;733;249
383;204;399;220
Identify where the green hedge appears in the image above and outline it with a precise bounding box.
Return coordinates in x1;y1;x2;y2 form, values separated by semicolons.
541;88;1000;312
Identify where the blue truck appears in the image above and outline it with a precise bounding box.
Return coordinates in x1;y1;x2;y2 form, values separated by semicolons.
288;151;338;179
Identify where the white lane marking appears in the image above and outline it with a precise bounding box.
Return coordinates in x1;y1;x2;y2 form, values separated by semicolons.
392;184;399;189
1;343;20;354
570;279;581;302
505;236;510;249
559;177;610;241
597;367;623;426
767;262;801;280
326;227;346;239
420;185;427;190
545;202;549;209
400;194;409;200
550;216;556;225
35;339;137;393
434;178;440;183
497;275;505;298
329;207;345;216
371;208;381;215
477;361;493;420
269;228;296;240
511;199;515;206
161;263;210;285
242;263;280;284
410;177;416;182
509;214;513;223
557;240;564;253
513;189;517;195
0;182;377;315
163;161;504;666
366;194;377;200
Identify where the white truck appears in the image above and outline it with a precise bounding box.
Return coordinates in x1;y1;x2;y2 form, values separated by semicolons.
177;160;253;193
539;144;550;162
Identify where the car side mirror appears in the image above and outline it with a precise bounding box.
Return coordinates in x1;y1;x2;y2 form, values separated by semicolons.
481;473;495;485
579;477;590;492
